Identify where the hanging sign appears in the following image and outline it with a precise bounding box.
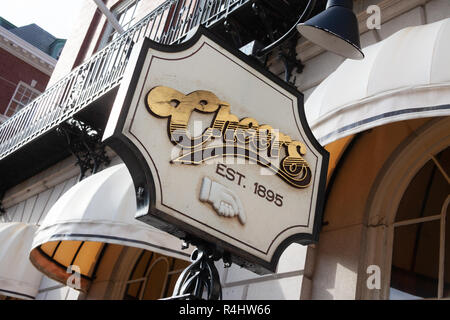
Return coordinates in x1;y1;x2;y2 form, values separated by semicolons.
103;27;328;274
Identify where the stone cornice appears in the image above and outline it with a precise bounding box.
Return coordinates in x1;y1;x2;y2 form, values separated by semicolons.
0;25;57;76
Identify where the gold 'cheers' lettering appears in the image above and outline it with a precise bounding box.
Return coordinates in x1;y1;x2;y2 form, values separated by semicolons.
146;86;311;188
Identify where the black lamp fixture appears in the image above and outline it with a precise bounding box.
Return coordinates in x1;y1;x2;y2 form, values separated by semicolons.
297;0;364;60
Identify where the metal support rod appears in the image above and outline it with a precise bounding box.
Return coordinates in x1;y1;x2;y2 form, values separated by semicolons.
92;0;125;34
57;119;110;181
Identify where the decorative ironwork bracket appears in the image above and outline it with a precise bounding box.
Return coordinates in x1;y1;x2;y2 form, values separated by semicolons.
57;119;110;181
248;0;315;84
224;18;244;49
162;240;232;300
251;3;276;43
0;202;5;216
278;35;304;85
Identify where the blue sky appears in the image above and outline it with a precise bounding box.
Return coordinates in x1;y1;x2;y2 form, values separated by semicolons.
1;0;84;39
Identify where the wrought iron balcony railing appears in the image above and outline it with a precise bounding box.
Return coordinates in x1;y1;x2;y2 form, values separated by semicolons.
0;0;250;161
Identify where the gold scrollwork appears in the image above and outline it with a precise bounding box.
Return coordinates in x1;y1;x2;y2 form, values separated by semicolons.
146;86;311;188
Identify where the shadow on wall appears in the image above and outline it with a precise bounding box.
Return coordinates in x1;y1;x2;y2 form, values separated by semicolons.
217;243;307;300
309;224;363;300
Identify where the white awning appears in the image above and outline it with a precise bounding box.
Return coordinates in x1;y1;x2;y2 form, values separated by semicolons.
29;164;190;292
0;222;43;300
306;18;450;146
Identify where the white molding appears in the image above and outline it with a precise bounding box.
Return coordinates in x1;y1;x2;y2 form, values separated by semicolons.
0;25;56;76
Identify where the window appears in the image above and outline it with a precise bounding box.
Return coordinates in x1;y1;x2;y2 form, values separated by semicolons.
123;250;190;300
4;81;41;118
390;147;450;299
100;0;141;48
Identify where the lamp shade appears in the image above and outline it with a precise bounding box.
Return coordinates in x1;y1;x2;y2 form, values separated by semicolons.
297;0;364;60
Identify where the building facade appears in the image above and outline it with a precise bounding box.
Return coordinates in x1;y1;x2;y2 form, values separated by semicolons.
0;18;65;124
0;0;449;300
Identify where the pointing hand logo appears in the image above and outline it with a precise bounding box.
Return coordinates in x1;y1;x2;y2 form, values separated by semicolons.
199;177;246;225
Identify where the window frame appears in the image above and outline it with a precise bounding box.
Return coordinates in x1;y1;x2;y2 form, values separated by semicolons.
123;250;190;300
390;190;449;299
4;81;41;118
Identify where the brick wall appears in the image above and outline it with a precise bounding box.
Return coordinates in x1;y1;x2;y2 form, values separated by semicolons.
0;48;49;114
